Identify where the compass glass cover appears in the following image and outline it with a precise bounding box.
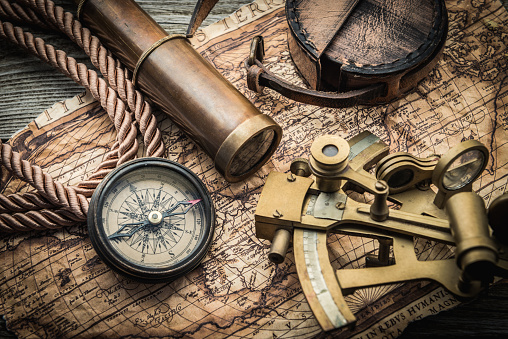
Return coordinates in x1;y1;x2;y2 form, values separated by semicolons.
89;159;214;282
229;129;275;177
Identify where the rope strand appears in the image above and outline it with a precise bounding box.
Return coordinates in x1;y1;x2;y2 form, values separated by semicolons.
0;0;56;30
0;20;135;230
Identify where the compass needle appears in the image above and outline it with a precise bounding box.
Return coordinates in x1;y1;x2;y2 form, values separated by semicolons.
88;158;215;282
161;199;202;218
160;196;175;212
108;221;147;239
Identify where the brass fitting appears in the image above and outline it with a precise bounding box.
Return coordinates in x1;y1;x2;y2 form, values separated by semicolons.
309;135;350;192
268;228;292;264
370;180;390;221
290;158;312;177
446;192;498;286
432;140;488;208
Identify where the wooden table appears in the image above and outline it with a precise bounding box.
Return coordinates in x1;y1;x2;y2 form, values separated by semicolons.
1;0;508;338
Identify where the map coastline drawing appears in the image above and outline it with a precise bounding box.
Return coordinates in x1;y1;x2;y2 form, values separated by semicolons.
1;0;508;337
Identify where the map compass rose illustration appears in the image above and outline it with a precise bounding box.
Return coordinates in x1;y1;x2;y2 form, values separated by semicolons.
88;158;215;282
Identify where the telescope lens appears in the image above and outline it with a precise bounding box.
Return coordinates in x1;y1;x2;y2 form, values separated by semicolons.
442;149;485;190
229;129;276;177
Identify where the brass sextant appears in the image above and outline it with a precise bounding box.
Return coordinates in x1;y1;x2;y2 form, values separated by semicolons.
255;132;508;331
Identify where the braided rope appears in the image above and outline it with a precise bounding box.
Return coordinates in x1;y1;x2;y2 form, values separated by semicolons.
0;208;84;232
0;0;168;232
0;141;120;214
0;21;140;230
0;21;140;165
0;0;126;206
0;138;89;218
3;0;164;172
0;192;54;213
0;0;55;30
0;142;122;232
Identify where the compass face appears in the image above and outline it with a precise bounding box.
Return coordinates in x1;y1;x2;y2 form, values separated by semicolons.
88;158;215;283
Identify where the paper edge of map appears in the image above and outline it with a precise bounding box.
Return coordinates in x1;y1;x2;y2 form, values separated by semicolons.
1;0;508;338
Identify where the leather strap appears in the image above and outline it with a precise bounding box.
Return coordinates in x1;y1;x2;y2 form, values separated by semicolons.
189;2;386;107
245;37;386;108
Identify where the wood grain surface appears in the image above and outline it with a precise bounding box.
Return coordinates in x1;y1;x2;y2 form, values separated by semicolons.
325;0;436;65
1;1;508;338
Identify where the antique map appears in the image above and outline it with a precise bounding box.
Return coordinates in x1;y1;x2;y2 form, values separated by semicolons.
1;0;508;338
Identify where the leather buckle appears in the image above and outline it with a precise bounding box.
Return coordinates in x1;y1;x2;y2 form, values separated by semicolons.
248;36;265;66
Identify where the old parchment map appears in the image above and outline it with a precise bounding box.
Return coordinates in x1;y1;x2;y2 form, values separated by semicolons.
1;0;508;337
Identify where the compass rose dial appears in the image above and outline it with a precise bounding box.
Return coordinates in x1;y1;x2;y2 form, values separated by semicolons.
88;158;215;283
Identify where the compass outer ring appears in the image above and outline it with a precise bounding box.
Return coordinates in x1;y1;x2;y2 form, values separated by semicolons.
87;157;216;283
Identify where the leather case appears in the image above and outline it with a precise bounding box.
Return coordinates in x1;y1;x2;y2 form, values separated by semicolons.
246;0;448;107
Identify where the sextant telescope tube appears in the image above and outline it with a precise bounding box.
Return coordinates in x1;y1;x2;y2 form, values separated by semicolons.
74;0;282;182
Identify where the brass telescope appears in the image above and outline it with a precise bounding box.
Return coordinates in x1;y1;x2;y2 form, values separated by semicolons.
73;0;282;182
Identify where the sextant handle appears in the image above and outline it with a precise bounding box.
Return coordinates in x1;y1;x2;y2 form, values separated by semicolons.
446;192;498;288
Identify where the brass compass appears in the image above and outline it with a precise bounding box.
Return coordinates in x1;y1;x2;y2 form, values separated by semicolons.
88;158;215;283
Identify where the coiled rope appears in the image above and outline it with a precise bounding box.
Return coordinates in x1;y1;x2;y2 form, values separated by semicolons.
0;0;166;232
